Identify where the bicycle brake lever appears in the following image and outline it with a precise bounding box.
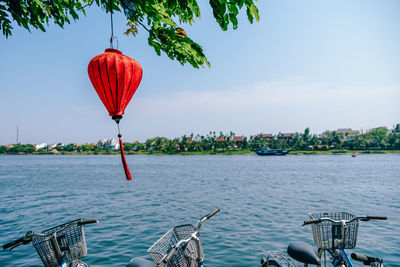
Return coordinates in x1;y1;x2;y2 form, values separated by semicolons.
9;243;22;251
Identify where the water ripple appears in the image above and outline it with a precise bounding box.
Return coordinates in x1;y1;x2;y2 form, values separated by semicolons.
0;154;399;266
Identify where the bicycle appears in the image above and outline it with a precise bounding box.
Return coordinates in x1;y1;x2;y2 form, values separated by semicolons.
262;212;387;267
3;218;98;267
128;208;220;267
3;209;219;267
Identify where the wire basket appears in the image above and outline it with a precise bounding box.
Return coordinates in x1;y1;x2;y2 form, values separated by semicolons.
308;212;359;249
32;219;87;267
148;224;203;267
264;251;298;267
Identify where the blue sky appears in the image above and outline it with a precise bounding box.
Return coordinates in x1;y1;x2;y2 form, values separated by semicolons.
1;0;399;144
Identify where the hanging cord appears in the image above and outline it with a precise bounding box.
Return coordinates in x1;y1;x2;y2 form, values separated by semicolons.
110;5;114;48
114;118;133;181
109;0;118;49
116;121;121;136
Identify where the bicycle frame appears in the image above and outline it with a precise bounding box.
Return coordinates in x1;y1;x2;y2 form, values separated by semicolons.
334;220;354;267
320;219;354;267
330;247;353;267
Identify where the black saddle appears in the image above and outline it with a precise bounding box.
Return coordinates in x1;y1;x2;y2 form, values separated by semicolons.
287;241;320;265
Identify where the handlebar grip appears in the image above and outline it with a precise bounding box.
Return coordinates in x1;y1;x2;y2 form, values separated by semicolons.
163;247;177;263
367;216;387;221
78;219;99;225
351;252;369;262
303;218;322;225
351;253;382;264
3;237;24;250
206;208;220;219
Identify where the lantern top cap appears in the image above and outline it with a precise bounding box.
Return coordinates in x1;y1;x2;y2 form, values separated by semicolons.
105;48;123;55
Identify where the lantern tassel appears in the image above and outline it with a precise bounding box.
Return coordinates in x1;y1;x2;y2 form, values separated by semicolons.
118;134;132;181
114;118;132;181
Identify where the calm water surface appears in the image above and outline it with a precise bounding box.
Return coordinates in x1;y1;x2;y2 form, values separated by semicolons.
0;154;399;266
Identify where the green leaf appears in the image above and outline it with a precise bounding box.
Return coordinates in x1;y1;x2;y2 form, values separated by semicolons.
227;2;239;16
2;0;259;68
250;4;259;22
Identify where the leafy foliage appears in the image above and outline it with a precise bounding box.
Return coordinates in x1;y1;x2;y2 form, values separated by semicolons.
1;0;259;68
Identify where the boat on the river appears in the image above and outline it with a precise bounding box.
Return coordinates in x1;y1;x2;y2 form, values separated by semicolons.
255;148;291;156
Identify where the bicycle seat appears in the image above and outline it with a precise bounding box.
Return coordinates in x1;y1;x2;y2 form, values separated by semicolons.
127;258;156;267
287;241;320;265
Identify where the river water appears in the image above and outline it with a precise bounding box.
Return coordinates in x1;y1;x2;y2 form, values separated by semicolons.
0;154;399;266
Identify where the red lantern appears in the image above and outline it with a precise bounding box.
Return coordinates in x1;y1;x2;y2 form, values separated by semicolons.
88;48;143;181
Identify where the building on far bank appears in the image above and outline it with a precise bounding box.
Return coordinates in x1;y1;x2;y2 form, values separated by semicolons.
322;128;360;141
232;136;244;142
336;128;360;135
215;137;225;142
256;133;274;139
48;144;57;150
97;139;120;150
232;136;245;148
34;143;47;150
278;133;296;140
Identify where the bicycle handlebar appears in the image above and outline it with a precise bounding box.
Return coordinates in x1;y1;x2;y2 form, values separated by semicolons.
161;208;220;264
163;246;178;263
351;252;382;264
361;216;387;221
303;218;321;225
196;208;220;230
78;219;99;225
351;252;369;262
2;237;27;250
303;215;387;226
205;208;220;220
2;218;98;250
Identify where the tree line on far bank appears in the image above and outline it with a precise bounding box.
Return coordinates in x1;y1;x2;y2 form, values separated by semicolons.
1;125;400;155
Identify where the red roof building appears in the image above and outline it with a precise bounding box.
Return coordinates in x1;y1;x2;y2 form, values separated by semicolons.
278;133;296;139
232;136;244;142
257;133;274;138
215;137;225;142
48;144;57;149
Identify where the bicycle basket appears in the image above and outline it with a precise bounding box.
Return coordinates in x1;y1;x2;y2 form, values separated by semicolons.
147;224;203;267
32;219;87;267
264;251;298;267
308;212;359;249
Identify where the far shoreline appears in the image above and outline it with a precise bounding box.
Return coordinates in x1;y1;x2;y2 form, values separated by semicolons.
1;150;400;156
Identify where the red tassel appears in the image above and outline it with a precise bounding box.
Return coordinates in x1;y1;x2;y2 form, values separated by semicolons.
119;136;132;181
